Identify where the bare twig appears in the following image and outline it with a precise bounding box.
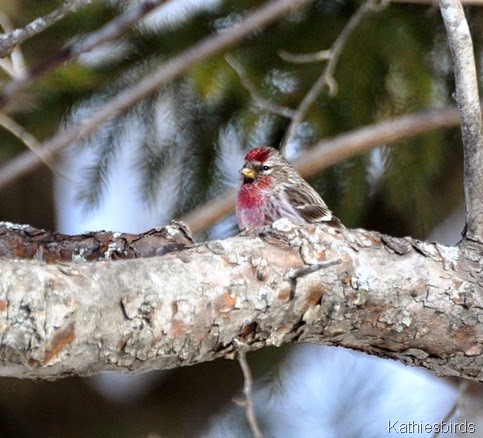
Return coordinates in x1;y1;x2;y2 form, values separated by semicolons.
439;0;483;243
279;49;331;64
0;0;313;191
432;379;469;438
0;0;93;59
0;0;171;109
180;104;465;234
279;0;389;153
0;113;67;180
236;346;264;438
226;54;295;118
278;50;332;64
285;259;342;282
0;11;26;78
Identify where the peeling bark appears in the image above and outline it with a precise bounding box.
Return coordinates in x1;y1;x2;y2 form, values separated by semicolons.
0;221;193;262
0;220;481;381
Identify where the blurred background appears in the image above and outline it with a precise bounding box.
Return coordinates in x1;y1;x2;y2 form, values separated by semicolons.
0;0;481;436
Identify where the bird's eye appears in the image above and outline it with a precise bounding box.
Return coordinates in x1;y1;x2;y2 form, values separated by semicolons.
262;165;270;171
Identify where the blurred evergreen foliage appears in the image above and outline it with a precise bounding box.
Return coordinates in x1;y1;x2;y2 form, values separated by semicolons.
0;0;476;238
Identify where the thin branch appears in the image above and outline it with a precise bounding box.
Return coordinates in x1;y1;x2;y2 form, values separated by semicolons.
432;379;469;438
285;259;342;281
180;104;465;234
235;345;264;438
0;0;93;59
279;49;331;64
439;0;483;243
0;0;171;109
279;0;389;153
0;0;313;192
226;54;295;118
0;113;67;180
0;11;26;78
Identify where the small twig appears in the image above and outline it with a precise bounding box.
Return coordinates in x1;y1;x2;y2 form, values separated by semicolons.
0;0;93;59
285;259;342;299
0;0;171;109
279;49;331;64
438;0;483;243
235;343;264;438
226;54;295;118
0;11;26;78
285;259;342;282
0;113;68;181
0;0;312;191
432;379;469;438
279;0;389;153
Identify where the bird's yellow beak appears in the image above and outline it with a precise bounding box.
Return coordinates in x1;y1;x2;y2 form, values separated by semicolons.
240;167;256;180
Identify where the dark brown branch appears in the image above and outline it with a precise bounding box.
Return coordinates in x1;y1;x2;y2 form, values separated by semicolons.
0;221;193;262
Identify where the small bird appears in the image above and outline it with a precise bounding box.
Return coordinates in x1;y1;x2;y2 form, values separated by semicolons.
236;146;342;230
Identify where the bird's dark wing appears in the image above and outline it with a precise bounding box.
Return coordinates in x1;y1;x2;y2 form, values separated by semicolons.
283;184;342;226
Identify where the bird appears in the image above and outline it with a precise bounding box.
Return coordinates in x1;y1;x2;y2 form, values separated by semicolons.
236;146;342;230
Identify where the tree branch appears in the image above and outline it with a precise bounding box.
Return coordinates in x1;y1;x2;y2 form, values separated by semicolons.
226;54;295;118
181;104;465;234
0;0;93;59
439;0;483;243
0;221;193;262
0;0;171;109
279;0;388;152
0;0;312;192
0;10;26;78
236;348;264;438
0;113;66;179
0;222;481;380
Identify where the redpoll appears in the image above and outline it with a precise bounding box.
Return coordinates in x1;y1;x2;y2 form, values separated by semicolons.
236;146;342;229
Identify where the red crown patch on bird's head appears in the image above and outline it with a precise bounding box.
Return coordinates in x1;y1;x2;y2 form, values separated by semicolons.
245;146;272;163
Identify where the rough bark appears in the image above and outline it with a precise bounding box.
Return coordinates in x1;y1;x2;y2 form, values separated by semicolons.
0;221;193;262
0;220;481;381
439;0;483;243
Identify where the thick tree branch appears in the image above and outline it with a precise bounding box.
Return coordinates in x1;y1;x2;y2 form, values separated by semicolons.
439;0;483;243
0;0;92;59
0;0;312;192
0;221;481;381
181;104;466;234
